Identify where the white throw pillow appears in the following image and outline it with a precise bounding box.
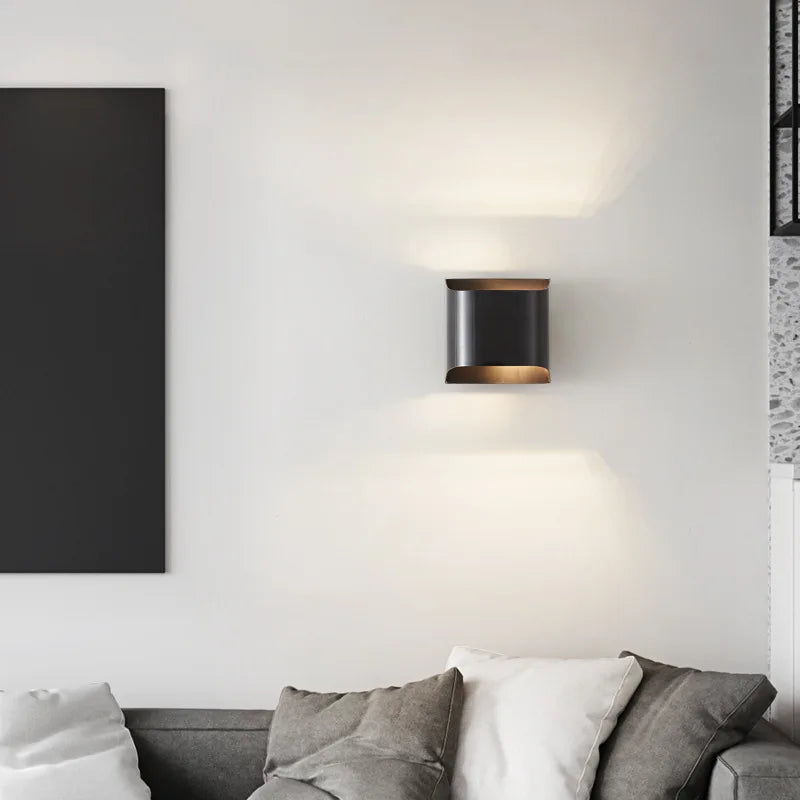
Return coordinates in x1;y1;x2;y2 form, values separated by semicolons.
0;683;150;800
446;646;642;800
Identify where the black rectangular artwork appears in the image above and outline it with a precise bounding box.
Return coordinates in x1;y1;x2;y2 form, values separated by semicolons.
0;88;165;572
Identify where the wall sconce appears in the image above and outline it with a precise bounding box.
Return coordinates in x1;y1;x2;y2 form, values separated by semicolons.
446;279;550;384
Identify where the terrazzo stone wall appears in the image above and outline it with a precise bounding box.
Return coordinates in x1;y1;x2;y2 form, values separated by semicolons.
776;0;793;225
776;0;793;110
771;238;800;462
770;1;800;463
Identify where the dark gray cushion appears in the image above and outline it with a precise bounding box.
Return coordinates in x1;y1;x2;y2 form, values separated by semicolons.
125;708;272;800
592;652;777;800
251;669;463;800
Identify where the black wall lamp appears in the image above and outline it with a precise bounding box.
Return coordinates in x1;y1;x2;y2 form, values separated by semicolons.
446;279;550;384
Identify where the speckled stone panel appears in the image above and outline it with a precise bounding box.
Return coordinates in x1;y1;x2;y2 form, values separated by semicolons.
777;132;793;227
771;3;800;462
776;0;793;111
775;0;794;226
770;238;800;462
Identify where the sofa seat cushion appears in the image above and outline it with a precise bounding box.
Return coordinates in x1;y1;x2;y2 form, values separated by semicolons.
249;778;332;800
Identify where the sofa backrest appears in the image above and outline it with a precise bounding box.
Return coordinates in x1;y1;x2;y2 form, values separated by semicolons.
125;708;777;800
124;708;273;800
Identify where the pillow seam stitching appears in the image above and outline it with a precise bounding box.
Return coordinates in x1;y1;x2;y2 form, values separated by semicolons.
430;670;459;800
574;658;638;799
674;676;770;800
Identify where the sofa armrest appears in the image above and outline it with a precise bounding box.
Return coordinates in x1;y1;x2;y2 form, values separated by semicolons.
708;720;800;800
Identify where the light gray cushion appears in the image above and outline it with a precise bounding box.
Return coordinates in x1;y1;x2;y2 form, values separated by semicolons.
708;720;800;800
592;652;777;800
251;669;463;800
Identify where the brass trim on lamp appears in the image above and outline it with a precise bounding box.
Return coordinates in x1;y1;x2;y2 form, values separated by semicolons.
446;279;550;384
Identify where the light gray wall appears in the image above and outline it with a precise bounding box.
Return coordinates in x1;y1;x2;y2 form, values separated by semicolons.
0;0;768;706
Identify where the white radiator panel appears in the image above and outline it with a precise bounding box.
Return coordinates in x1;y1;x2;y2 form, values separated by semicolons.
770;463;800;739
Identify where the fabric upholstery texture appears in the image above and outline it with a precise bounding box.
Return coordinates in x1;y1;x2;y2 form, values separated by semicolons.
253;669;463;800
593;652;777;800
125;708;272;800
708;720;800;800
120;707;800;800
0;684;150;800
446;646;642;800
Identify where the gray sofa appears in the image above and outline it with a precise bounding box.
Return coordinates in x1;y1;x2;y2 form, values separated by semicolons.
124;708;800;800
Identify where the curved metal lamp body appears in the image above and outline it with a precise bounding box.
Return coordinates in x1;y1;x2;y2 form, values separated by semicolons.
446;279;550;384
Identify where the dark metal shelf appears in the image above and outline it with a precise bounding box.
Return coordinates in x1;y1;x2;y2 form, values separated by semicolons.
775;107;797;128
771;0;800;234
773;221;800;236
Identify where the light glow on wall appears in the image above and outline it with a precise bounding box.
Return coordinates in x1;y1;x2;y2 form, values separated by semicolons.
255;448;650;605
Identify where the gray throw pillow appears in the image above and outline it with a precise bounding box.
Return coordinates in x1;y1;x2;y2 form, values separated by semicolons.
249;669;463;800
592;652;777;800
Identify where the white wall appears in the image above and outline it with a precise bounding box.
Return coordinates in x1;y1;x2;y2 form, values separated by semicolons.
0;0;768;707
